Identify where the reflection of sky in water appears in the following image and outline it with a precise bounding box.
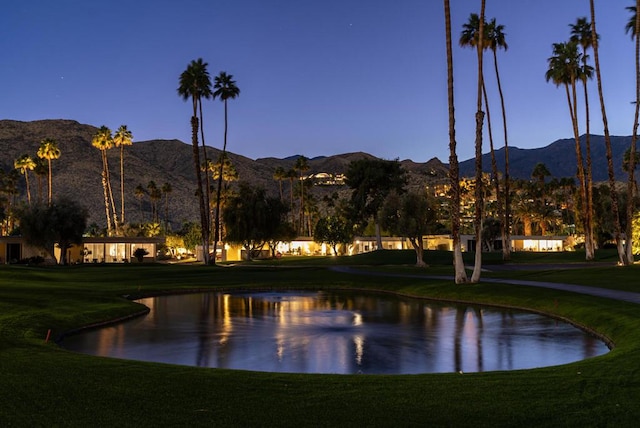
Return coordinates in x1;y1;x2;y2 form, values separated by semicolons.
62;291;609;375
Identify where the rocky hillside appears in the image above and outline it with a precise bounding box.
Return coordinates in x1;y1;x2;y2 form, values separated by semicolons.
0;119;449;227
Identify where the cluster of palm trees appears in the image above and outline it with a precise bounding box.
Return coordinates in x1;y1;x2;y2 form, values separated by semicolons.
272;156;313;236
13;138;60;208
178;58;240;265
91;125;133;236
444;1;640;282
543;3;640;265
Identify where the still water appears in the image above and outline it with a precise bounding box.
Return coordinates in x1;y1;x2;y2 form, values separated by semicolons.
62;290;609;374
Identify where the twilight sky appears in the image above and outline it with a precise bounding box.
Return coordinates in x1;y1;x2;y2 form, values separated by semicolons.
1;1;637;163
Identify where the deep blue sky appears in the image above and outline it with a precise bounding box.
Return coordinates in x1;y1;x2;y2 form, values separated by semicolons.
1;1;637;163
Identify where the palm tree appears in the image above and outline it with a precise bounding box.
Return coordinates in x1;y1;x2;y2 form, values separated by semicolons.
485;17;512;261
178;58;213;264
134;184;146;221
588;1;626;264
113;125;133;225
211;153;238;242
161;182;172;232
294;156;310;236
212;71;240;263
625;3;640;264
36;138;60;205
33;156;47;204
444;0;467;283
286;168;297;227
545;40;594;260
570;17;597;258
469;0;486;284
273;166;287;202
92;126;118;235
14;154;36;205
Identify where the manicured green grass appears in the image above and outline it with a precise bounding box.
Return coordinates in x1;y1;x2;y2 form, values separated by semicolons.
1;253;640;427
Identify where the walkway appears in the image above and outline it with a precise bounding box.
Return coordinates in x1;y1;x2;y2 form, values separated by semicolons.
329;265;640;305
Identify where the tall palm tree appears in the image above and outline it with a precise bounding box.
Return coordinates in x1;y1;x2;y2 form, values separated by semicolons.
485;17;512;261
444;0;467;283
134;184;146;221
570;17;597;258
589;0;626;264
273;166;287;202
161;182;172;232
212;71;240;263
178;58;213;264
625;3;640;264
469;0;486;284
14;154;36;205
33;156;47;204
36;138;60;205
294;156;310;236
92;126;118;235
545;40;594;260
113;125;133;225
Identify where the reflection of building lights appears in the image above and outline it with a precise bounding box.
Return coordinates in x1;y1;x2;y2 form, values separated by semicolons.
352;312;362;326
354;335;364;365
220;294;232;345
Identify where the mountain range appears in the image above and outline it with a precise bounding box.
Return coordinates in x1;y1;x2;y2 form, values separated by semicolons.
0;119;635;227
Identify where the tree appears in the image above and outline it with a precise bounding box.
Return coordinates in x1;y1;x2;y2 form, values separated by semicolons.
380;191;437;267
625;2;640;264
33;156;47;204
545;40;594;260
570;17;597;258
134;184;146;220
223;183;288;261
91;126;118;235
273;166;287;202
486;17;512;261
588;1;627;264
14;154;36;205
210;153;239;242
133;247;149;262
293;156;310;235
113;125;133;225
178;58;213;264
161;182;172;232
444;0;467;283
469;0;487;283
36;138;60;205
212;71;240;265
314;216;354;256
17;197;88;265
345;158;407;251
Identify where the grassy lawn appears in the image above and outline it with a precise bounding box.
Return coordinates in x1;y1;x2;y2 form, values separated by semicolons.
1;251;640;427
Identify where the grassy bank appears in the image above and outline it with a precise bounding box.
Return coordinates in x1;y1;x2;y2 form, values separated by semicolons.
1;252;639;426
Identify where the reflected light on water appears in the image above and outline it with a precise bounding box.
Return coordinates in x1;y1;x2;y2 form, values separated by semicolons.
62;291;609;375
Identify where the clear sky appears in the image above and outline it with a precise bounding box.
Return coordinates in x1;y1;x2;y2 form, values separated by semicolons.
1;1;637;163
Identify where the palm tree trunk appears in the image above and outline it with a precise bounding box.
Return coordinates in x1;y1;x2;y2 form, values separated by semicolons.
25;172;31;205
104;155;119;233
471;0;486;284
101;153;112;236
191;115;210;264
590;0;627;265
581;56;595;255
120;145;126;225
626;1;640;264
493;50;511;261
198;100;211;234
213;100;230;265
444;0;467;283
565;82;592;260
483;81;503;255
47;159;52;205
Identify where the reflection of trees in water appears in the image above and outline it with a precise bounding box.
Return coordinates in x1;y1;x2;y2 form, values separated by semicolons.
453;307;484;373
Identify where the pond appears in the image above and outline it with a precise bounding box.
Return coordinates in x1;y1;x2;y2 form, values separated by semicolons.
61;290;609;374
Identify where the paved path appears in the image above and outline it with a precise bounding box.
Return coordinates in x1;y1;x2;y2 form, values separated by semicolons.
329;265;640;305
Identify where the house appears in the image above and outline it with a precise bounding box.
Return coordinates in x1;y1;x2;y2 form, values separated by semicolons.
0;236;164;264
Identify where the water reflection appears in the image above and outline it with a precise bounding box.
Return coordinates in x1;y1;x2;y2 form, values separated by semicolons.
62;291;608;374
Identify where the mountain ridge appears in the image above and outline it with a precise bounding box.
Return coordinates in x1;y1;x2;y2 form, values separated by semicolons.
0;119;634;227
